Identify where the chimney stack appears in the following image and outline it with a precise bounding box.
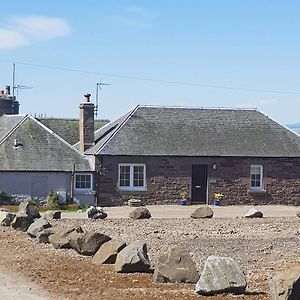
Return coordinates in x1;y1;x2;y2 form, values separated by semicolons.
5;86;11;95
79;93;95;153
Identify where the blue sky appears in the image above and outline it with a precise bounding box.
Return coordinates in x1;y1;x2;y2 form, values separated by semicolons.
0;1;300;124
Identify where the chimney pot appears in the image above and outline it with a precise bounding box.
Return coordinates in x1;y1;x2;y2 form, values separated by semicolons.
83;93;91;103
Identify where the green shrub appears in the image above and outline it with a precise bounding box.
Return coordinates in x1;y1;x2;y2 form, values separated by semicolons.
81;204;90;212
47;191;59;208
28;199;39;206
0;191;16;205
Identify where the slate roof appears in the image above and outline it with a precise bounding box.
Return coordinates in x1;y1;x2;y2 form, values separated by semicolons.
86;105;300;157
38;118;109;145
0;114;24;142
0;115;92;171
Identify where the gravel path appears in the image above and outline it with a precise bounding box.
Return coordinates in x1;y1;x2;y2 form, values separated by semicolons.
62;204;299;219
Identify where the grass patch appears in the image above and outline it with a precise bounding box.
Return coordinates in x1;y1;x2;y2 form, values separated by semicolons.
0;204;80;213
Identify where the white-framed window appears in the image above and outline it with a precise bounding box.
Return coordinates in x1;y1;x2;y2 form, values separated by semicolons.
118;164;146;191
75;173;93;190
250;165;263;190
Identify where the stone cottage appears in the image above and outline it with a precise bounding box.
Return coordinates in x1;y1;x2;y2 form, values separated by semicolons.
83;105;300;206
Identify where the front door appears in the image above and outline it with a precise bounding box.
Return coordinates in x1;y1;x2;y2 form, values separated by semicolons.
191;165;207;203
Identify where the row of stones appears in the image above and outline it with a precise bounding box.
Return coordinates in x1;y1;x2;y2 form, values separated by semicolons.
0;202;299;298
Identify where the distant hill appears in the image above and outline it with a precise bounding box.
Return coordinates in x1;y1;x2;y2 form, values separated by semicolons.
287;123;300;135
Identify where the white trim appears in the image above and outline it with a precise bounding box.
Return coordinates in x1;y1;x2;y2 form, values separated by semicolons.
118;163;147;191
250;165;263;191
74;173;93;191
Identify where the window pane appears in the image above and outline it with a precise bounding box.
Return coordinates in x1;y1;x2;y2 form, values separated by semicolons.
250;166;262;188
133;165;144;187
75;174;91;189
120;166;130;186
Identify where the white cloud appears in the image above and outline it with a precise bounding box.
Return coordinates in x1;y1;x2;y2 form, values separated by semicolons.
0;28;28;49
111;15;153;30
0;15;71;49
111;5;158;31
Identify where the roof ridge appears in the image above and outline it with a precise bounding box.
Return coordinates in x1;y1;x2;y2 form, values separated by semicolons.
0;115;28;146
94;105;139;155
137;105;258;111
39;117;109;121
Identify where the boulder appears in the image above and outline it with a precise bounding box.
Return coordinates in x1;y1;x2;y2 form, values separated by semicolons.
87;206;107;219
129;207;151;219
69;231;111;256
190;206;214;219
92;212;108;219
0;211;16;226
296;211;300;218
48;226;83;249
44;211;61;220
269;266;300;300
115;241;151;273
153;246;199;283
244;208;263;218
11;212;34;231
18;201;41;219
27;218;52;238
92;239;126;265
36;227;58;243
195;256;247;295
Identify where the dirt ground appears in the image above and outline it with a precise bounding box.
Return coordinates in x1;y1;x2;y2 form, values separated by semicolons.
0;205;299;300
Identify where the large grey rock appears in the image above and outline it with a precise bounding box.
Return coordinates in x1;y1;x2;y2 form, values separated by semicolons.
0;211;16;226
153;247;199;283
69;231;111;256
190;206;214;219
115;241;150;273
92;239;126;265
36;227;58;243
27;218;52;238
244;208;263;218
87;206;107;219
48;226;83;249
18;201;41;219
129;207;151;219
44;211;61;220
296;211;300;218
269;266;300;300
11;213;34;231
196;256;247;295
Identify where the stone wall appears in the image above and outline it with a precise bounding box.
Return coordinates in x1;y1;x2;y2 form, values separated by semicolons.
96;155;300;206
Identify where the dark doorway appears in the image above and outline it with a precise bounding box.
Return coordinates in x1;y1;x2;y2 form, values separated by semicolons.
191;165;208;203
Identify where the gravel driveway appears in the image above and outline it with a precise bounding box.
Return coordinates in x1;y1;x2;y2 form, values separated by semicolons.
61;204;299;219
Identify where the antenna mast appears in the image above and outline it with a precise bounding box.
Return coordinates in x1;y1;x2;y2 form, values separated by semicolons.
95;81;110;117
12;63;16;96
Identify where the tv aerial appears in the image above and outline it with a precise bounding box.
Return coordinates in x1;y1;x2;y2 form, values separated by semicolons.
95;81;110;117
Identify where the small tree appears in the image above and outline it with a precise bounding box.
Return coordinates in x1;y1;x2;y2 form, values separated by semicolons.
47;191;59;208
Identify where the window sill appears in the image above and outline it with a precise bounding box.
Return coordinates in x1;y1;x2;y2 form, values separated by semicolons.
118;187;147;192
